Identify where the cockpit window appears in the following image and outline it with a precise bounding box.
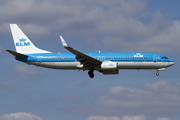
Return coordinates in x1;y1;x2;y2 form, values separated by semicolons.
162;57;168;59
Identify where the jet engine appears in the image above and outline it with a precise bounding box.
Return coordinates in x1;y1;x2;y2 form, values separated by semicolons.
101;61;119;74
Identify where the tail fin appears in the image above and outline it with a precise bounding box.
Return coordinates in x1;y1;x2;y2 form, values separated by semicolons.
10;24;51;54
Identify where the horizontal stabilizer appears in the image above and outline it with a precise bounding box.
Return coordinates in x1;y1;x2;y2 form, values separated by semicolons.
6;50;28;58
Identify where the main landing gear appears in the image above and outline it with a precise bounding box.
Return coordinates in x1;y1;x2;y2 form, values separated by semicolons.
88;69;94;78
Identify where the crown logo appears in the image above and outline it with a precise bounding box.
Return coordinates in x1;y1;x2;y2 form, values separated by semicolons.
19;38;26;42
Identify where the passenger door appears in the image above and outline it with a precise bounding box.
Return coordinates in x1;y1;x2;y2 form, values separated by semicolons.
153;55;157;62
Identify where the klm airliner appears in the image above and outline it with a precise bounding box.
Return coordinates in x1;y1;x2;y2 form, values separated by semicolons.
7;24;175;78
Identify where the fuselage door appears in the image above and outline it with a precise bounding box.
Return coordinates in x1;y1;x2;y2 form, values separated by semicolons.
38;58;41;64
153;55;157;62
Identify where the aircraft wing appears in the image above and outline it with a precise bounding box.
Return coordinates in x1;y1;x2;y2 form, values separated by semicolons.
60;36;102;68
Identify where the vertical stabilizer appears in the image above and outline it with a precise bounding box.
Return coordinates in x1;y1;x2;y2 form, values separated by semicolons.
10;24;51;54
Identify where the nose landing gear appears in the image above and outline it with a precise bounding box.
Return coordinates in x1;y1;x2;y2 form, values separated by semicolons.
156;71;159;76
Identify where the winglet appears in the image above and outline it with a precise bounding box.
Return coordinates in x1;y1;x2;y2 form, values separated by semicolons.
60;36;69;47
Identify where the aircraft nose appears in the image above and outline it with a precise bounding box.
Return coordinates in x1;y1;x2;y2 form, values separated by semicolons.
169;61;175;66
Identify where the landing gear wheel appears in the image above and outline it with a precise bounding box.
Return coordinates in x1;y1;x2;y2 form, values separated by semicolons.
88;70;94;78
156;72;159;76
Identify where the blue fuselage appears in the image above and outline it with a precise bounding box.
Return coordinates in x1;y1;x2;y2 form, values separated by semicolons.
16;52;174;63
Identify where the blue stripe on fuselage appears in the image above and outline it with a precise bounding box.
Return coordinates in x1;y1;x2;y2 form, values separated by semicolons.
15;52;174;63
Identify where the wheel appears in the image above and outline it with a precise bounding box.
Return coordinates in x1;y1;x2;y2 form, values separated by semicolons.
88;70;94;78
156;72;159;76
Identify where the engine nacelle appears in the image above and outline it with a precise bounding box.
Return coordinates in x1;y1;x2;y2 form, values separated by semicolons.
101;61;119;74
102;69;119;74
101;61;118;70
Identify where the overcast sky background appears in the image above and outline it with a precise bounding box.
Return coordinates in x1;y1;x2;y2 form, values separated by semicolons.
0;0;180;120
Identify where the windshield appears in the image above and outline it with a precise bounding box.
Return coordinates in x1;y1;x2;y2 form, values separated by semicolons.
162;57;168;59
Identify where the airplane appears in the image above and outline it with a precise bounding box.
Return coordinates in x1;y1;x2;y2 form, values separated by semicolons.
6;24;175;78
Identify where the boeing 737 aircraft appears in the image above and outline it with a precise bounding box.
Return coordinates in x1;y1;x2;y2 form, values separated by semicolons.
7;24;175;78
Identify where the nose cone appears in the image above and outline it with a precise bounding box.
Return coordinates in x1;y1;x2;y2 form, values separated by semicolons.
169;61;175;66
